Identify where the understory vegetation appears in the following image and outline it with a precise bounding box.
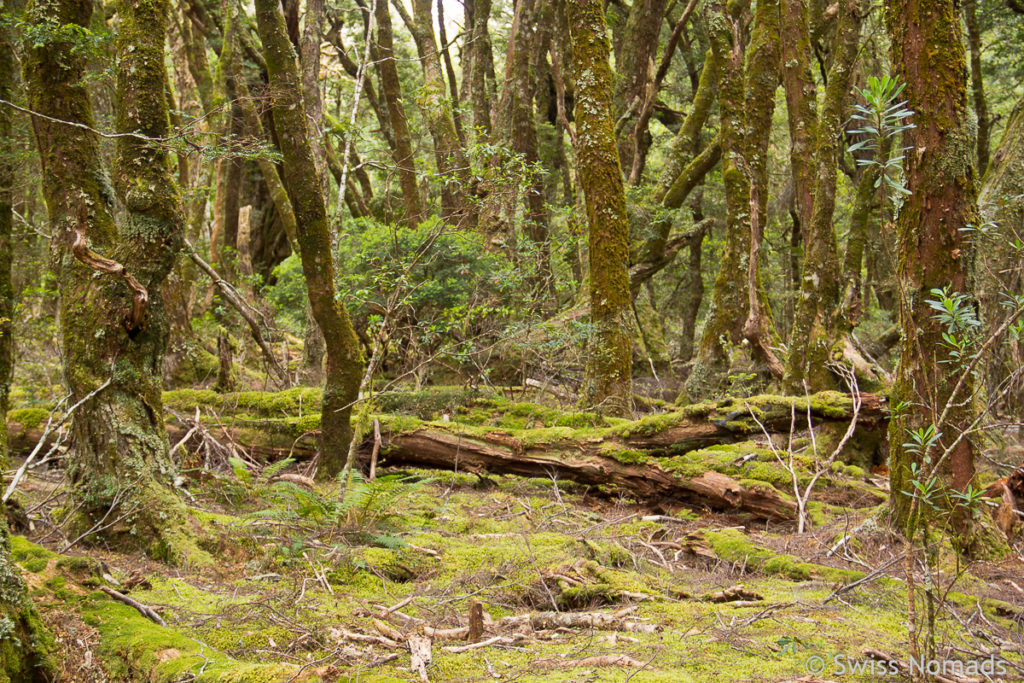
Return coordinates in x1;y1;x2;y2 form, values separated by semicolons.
0;0;1022;679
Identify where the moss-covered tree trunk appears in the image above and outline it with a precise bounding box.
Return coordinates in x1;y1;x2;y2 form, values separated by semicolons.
254;0;364;479
393;0;474;226
685;0;777;399
24;0;205;561
886;0;980;534
613;0;669;175
779;0;818;237
784;0;865;391
0;6;54;676
738;0;782;376
567;0;632;416
374;0;424;228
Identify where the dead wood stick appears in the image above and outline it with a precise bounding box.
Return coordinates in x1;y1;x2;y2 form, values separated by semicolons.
71;229;148;333
100;586;166;627
408;634;431;682
534;654;646;669
442;636;508;653
185;240;289;387
369;418;381;480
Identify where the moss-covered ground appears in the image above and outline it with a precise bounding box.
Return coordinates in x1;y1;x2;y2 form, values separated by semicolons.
8;463;1023;681
5;390;1023;681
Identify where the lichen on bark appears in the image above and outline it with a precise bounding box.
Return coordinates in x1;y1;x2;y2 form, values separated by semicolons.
567;0;633;416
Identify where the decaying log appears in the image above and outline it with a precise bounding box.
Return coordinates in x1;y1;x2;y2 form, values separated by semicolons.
374;425;797;519
362;393;886;521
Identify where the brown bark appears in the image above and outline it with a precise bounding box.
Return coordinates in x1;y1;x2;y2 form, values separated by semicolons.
254;0;365;479
374;0;425;228
886;0;980;537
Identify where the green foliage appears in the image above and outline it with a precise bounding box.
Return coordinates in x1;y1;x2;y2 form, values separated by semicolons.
252;471;429;546
848;75;915;212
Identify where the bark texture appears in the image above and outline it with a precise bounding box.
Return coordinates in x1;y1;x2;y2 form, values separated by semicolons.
886;0;980;535
254;0;364;479
567;0;633;415
25;0;199;560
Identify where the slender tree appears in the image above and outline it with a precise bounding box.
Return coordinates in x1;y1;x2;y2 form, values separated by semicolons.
254;0;364;479
567;0;632;415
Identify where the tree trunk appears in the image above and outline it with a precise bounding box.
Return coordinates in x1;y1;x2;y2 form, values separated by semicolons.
464;0;497;141
567;0;633;416
0;8;53;676
963;0;990;175
24;0;202;561
254;0;365;479
886;0;980;538
784;0;866;391
613;0;670;175
739;0;783;377
779;0;818;237
393;0;473;225
977;93;1024;418
497;0;554;293
374;0;425;228
685;0;759;400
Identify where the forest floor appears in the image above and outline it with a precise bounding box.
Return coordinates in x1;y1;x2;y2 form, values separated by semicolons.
6;389;1024;682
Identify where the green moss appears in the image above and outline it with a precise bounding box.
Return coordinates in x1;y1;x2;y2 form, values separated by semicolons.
6;408;51;431
703;529;863;583
80;592;313;681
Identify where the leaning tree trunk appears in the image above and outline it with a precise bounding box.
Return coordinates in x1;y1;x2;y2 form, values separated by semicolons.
24;0;202;561
254;0;364;479
567;0;633;416
886;0;980;538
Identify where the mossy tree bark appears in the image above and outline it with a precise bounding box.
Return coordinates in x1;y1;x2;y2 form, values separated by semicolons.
392;0;474;226
738;0;783;377
254;0;364;479
779;0;818;238
24;0;204;561
685;0;782;399
374;0;424;228
567;0;633;416
784;0;866;391
0;7;55;676
886;0;980;535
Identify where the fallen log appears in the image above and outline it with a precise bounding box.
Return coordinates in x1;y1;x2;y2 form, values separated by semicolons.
367;392;886;521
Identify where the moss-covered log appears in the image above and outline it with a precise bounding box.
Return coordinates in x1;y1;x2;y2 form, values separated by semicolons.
367;392;886;521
